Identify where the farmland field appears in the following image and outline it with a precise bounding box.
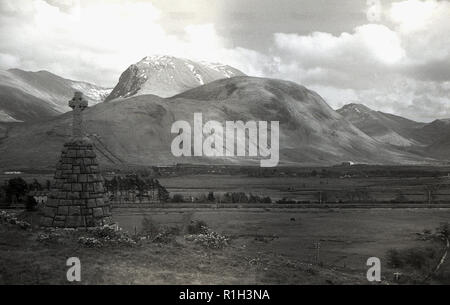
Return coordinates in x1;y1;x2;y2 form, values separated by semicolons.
158;174;450;203
1;207;449;284
114;207;450;273
1;166;450;284
3;166;450;206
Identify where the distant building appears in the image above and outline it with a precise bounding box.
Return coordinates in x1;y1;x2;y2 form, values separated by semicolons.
335;161;354;167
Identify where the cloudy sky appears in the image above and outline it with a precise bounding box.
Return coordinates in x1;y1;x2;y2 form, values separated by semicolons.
0;0;449;122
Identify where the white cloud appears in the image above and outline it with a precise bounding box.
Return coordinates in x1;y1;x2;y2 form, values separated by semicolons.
0;0;448;122
0;0;263;86
390;0;439;33
268;0;450;122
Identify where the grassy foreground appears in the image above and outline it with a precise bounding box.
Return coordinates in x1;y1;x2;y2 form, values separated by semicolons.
0;208;449;284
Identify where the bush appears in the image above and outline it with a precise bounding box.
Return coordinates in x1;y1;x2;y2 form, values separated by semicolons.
0;210;31;230
277;198;297;204
220;193;271;204
141;217;160;238
151;226;180;243
5;177;28;203
437;222;450;239
185;231;229;249
262;196;272;203
231;192;248;203
186;220;208;234
140;217;180;243
387;247;437;270
404;248;436;269
171;194;184;203
391;193;408;203
25;196;37;211
387;249;403;268
79;224;136;247
207;192;215;202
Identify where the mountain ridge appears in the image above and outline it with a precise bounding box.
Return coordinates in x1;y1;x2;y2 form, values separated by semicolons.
337;103;425;147
0;76;433;170
0;69;112;122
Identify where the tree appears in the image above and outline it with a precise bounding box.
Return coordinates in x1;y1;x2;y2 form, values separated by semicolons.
231;192;248;203
207;192;215;202
157;181;170;202
25;195;38;211
29;179;42;191
262;196;272;204
6;177;28;204
172;194;184;203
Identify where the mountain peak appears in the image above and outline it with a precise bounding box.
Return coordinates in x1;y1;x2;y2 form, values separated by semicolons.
138;55;179;67
105;55;246;101
432;118;450;124
338;103;373;114
337;102;425;147
8;68;56;77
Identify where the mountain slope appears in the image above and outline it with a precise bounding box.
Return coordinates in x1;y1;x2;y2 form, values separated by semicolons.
412;119;450;145
0;85;60;122
105;55;245;101
0;69;111;122
0;77;432;169
417;119;450;159
337;103;425;146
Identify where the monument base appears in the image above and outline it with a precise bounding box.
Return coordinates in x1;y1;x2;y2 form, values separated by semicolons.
40;140;111;228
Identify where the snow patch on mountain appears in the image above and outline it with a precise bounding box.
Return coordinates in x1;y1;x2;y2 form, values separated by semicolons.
70;82;112;105
105;55;246;101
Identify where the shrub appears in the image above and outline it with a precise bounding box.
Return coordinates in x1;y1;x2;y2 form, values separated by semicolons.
231;192;248;203
392;193;408;203
207;192;215;202
186;220;208;234
404;248;436;269
25;196;38;211
262;196;272;203
79;224;136;247
277;198;296;204
0;210;31;230
5;177;28;203
185;231;229;249
140;217;160;238
140;217;180;243
387;247;437;270
151;226;180;243
387;249;403;268
171;194;184;203
437;222;450;239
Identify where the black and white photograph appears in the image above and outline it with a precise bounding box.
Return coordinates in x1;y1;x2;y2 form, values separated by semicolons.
0;0;450;290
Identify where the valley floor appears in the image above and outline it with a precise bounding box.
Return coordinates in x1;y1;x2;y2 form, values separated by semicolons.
1;208;449;284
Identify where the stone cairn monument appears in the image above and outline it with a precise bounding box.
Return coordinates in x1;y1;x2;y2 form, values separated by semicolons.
41;92;111;227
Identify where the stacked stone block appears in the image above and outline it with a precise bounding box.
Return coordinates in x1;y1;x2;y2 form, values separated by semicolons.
40;140;111;227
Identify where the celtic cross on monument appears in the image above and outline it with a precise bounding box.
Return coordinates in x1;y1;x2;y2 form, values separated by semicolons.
68;91;88;140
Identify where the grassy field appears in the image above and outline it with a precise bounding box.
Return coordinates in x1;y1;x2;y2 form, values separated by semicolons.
2;165;450;204
1;167;450;284
1;207;449;284
158;174;450;202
